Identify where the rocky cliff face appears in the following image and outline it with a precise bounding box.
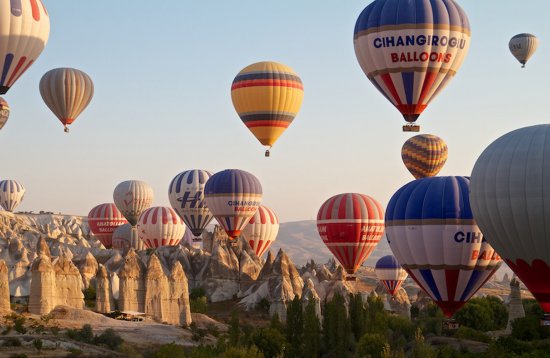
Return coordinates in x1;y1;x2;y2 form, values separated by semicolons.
95;264;114;313
0;260;11;313
118;249;146;313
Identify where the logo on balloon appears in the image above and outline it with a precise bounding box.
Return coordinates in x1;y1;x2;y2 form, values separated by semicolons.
177;191;205;209
453;231;485;243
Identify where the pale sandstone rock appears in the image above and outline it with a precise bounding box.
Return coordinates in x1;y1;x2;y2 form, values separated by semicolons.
96;264;114;313
302;278;321;319
0;260;11;313
53;255;84;309
118;249;146;312
145;254;171;323
76;251;98;289
168;261;192;326
28;254;57;315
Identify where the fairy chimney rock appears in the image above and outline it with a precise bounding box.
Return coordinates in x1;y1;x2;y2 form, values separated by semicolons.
96;264;114;313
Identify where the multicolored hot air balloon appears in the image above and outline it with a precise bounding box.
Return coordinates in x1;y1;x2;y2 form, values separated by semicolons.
113;180;154;226
385;176;502;317
231;61;304;156
470;125;550;314
375;255;408;297
204;169;262;240
0;180;25;212
137;206;186;249
241;205;279;258
0;0;50;94
354;0;470;131
401;134;448;179
509;33;538;68
168;170;214;243
39;68;94;132
112;223;143;252
0;98;10;130
317;193;385;277
88;203;128;249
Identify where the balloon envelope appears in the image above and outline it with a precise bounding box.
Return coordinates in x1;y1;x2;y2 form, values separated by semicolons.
39;68;94;132
402;134;448;179
375;255;408;296
509;33;538;67
0;0;50;94
231;61;304;151
88;203;128;249
204;169;262;240
470;125;550;313
241;205;279;258
112;223;143;252
168;170;214;240
0;180;25;212
137;206;186;249
354;0;470;127
385;176;502;317
113;180;154;226
317;193;385;275
0;97;9;130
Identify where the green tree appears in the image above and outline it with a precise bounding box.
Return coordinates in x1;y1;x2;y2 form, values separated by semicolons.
32;338;43;352
411;328;435;358
222;345;264;358
269;312;284;334
355;333;387;358
454;296;508;331
365;295;388;335
417;302;444;336
285;296;304;358
252;327;285;358
228;310;241;347
93;328;123;350
349;293;367;340
152;343;186;358
322;293;353;357
303;300;321;358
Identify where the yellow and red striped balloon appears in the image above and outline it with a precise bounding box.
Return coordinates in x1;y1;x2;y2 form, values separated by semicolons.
401;134;448;179
231;61;303;155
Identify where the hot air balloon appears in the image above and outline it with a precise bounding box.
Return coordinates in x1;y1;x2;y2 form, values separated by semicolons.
317;193;385;278
241;205;279;258
39;68;94;132
385;176;502;317
0;0;50;94
88;203;128;249
112;223;143;252
402;134;448;179
354;0;470;131
0;98;9;130
509;33;538;68
375;255;408;297
137;206;186;249
168;170;214;244
113;180;154;226
0;180;25;212
231;61;304;157
470;125;550;314
204;169;262;241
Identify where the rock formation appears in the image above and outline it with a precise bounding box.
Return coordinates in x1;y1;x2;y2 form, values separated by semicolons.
506;277;526;333
75;251;98;288
53;255;84;309
145;254;171;322
375;283;411;318
96;265;114;313
28;254;58;315
0;260;11;313
301;278;321;319
169;261;192;326
118;249;146;313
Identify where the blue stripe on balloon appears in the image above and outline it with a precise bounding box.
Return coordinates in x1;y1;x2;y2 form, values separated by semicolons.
402;72;415;105
459;270;483;302
420;269;442;301
1;54;14;86
376;255;401;269
204;169;262;196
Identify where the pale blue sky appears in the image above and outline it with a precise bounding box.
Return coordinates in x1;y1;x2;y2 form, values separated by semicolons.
1;1;548;221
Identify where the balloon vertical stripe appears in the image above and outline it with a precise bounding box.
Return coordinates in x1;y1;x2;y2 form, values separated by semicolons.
241;205;279;258
88;203;128;249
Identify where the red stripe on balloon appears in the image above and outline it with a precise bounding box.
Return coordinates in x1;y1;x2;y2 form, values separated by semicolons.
380;74;403;106
6;56;27;87
445;269;459;303
231;80;303;90
30;0;40;20
337;194;347;220
162;207;168;224
418;71;438;105
259;206;266;224
244;120;291;128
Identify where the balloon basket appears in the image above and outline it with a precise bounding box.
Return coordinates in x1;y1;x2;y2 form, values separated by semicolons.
265;149;270;157
402;124;420;132
540;314;550;327
230;241;238;247
345;275;357;282
443;319;459;331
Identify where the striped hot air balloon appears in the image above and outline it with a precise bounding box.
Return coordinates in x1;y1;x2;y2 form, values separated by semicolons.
316;193;385;276
375;255;408;296
113;180;154;226
112;223;143;252
0;180;25;212
0;97;10;130
88;203;128;249
39;68;94;132
241;205;279;258
137;206;186;249
0;0;50;94
231;61;304;156
168;170;214;242
354;0;470;131
204;169;262;240
401;134;448;179
385;176;502;317
509;33;538;68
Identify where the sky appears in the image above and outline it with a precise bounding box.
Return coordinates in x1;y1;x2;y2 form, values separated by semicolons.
1;1;549;222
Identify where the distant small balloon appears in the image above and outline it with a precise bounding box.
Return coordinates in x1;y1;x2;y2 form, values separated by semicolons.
0;98;10;130
375;255;408;297
0;180;25;212
509;33;538;68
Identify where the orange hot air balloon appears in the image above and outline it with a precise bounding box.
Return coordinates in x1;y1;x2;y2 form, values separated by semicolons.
39;68;94;132
401;134;448;179
231;61;304;157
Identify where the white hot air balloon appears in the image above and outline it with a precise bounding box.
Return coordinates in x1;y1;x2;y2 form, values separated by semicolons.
137;206;186;249
509;33;538;68
241;205;279;258
112;223;143;253
0;180;25;212
0;0;50;94
113;180;154;226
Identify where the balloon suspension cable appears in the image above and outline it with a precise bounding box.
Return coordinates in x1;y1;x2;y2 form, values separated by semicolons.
265;147;271;157
64;126;69;133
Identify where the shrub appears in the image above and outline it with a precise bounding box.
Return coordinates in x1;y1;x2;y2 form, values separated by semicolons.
14;316;27;334
454;326;491;343
355;333;387;358
2;337;22;347
33;338;43;351
189;287;206;300
93;328;124;350
151;342;186;358
66;324;94;343
66;348;83;357
190;296;208;314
